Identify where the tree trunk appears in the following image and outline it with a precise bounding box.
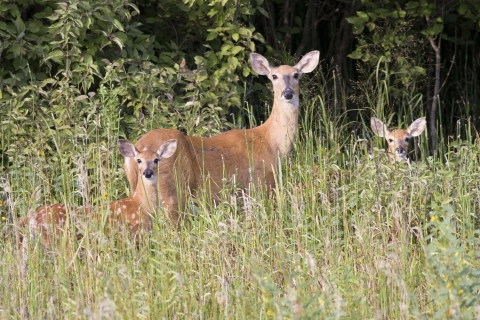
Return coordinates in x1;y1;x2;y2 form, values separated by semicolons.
333;2;355;116
428;36;441;156
294;0;316;58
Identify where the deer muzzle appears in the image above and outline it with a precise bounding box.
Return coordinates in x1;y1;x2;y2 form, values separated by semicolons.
143;169;154;179
282;88;294;100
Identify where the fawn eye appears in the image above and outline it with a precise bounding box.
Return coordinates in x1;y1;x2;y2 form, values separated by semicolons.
388;139;394;143
405;137;410;142
154;159;159;164
272;74;278;80
137;159;142;164
293;73;299;79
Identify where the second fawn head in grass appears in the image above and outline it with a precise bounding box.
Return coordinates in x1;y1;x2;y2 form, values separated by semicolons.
371;117;426;163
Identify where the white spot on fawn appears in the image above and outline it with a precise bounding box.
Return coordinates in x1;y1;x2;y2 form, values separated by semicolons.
131;214;136;219
29;218;38;229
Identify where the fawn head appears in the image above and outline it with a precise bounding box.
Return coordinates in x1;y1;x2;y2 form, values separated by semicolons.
371;117;426;163
118;139;178;186
250;51;319;106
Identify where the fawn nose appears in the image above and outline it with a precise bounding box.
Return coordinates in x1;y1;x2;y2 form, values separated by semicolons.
143;169;154;179
395;146;406;154
282;88;294;100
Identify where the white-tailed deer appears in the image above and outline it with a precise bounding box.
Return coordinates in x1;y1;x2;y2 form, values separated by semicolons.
125;51;320;218
19;139;177;248
371;117;426;163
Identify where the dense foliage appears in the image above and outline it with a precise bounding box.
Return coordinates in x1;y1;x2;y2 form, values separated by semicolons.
1;0;479;169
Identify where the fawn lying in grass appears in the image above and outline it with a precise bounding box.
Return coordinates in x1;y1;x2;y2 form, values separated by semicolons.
18;139;177;249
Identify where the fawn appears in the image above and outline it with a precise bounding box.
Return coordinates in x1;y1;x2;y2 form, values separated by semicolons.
19;139;177;248
371;117;426;163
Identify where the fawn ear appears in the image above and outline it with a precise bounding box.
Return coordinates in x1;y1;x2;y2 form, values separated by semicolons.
118;139;138;158
250;53;272;75
158;139;177;159
407;117;427;137
294;50;320;74
371;117;390;138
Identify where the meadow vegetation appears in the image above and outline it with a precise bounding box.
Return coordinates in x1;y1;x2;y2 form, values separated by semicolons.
1;0;480;318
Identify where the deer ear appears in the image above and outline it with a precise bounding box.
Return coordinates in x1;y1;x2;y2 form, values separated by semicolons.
371;117;389;138
158;139;177;159
118;139;138;158
407;117;426;137
294;50;320;74
250;53;271;75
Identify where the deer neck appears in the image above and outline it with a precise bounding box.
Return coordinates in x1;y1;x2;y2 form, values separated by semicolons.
263;96;299;158
133;179;158;212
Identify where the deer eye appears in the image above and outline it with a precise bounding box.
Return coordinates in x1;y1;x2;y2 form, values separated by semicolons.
272;74;278;80
405;137;410;142
388;139;394;143
293;73;299;79
154;159;159;164
137;159;142;164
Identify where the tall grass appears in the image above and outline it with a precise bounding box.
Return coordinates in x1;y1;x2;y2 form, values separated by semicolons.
1;67;480;319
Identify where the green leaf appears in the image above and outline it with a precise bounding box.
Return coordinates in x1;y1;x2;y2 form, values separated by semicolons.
27;19;42;33
41;78;57;87
112;37;124;50
405;2;419;10
208;7;219;17
14;16;25;35
206;32;218;41
232;33;239;41
242;66;250;77
112;19;124;32
345;16;364;25
431;23;444;35
75;95;89;101
195;70;209;82
45;50;64;61
413;66;426;75
127;3;140;14
256;6;269;18
230;46;243;55
221;44;232;55
458;3;468;15
352;23;364;35
348;51;362;59
115;32;128;43
357;11;369;22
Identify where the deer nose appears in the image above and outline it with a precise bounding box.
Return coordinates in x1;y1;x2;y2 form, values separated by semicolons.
395;146;406;154
282;88;294;100
143;169;154;179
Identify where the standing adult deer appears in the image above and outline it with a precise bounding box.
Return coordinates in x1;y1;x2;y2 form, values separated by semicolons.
19;139;177;249
125;51;320;217
371;117;426;163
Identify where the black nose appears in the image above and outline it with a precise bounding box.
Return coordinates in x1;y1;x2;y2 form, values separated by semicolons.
143;169;154;179
396;146;405;154
282;88;294;100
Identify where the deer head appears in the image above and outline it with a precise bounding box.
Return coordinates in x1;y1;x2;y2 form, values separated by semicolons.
371;117;426;163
